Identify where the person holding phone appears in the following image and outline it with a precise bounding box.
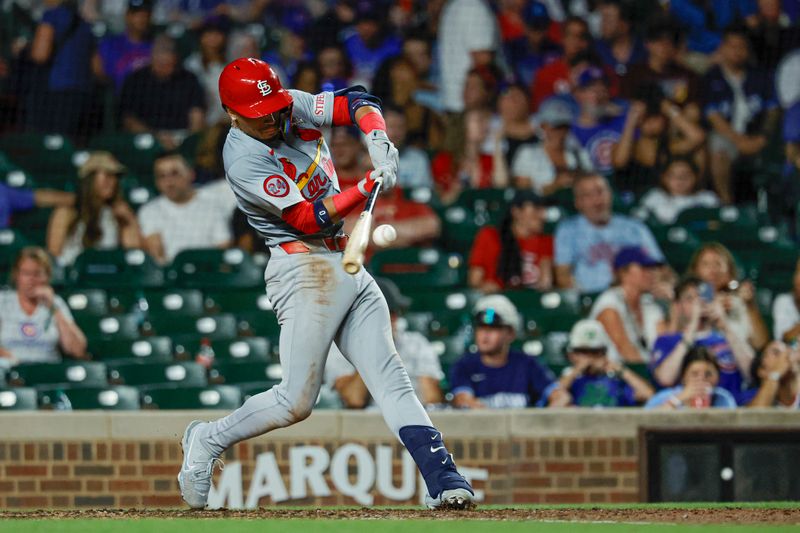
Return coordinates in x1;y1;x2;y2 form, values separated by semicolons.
650;276;754;403
646;346;737;410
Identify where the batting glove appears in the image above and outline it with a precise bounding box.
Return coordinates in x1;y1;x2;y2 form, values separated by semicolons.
365;130;399;174
357;167;396;196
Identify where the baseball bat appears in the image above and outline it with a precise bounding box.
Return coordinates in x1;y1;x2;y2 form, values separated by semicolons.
342;180;383;274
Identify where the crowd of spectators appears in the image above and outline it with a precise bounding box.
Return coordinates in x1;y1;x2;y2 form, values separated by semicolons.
1;0;800;410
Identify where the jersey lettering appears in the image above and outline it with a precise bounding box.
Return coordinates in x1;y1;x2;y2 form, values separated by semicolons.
257;80;272;96
303;173;331;201
263;175;290;197
314;94;325;116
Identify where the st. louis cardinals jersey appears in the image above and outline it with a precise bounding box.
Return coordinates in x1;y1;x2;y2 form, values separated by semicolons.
223;89;344;247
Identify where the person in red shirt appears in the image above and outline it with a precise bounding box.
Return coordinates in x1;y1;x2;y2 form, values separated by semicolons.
468;190;553;292
530;16;590;110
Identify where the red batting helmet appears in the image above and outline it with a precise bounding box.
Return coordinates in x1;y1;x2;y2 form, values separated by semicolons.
219;58;293;119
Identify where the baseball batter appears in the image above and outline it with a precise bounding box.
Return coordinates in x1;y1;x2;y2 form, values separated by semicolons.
178;58;474;510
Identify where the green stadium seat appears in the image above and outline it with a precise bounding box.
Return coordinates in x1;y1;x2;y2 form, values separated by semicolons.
0;133;77;176
121;176;157;209
0;388;38;410
235;311;280;339
87;133;163;176
140;384;242;410
88;337;173;362
514;331;571;364
204;289;272;314
7;361;108;388
108;360;207;387
648;225;702;273
74;313;141;343
151;313;238;343
504;290;582;335
69;249;164;288
145;289;205;317
174;338;272;362
676;205;757;227
208;360;282;386
756;247;799;292
406;288;478;314
238;383;284;402
38;385;140;410
454;188;515;222
64;289;109;317
369;247;466;290
8;206;51;246
439;205;485;256
0;229;29;283
167;248;264;289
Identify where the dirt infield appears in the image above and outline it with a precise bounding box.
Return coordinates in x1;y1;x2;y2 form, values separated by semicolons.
1;507;799;524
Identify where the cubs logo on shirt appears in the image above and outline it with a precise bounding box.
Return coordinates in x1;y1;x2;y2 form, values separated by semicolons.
20;322;38;338
263;175;290;197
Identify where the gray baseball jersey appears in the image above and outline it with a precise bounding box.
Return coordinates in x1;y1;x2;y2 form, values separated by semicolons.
223;89;345;247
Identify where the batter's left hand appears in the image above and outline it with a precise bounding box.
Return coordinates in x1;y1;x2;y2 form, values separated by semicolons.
365;130;399;174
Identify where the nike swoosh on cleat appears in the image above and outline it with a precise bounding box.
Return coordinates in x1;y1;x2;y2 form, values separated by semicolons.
441;457;449;464
430;445;445;453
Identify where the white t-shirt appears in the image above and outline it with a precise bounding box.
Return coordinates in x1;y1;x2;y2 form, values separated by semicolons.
137;186;232;263
58;206;120;266
398;147;433;189
184;53;226;126
324;330;444;406
511;139;593;194
772;293;800;341
589;286;664;363
0;290;74;364
638;188;720;225
438;0;499;112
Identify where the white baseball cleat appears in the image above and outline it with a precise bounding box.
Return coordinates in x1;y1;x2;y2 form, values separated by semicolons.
425;488;475;510
178;420;223;509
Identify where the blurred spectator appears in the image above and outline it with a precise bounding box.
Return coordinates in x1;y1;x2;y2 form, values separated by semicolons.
638;156;719;225
325;278;444;408
226;29;261;63
530;16;591;110
438;0;499;114
307;0;357;53
621;20;700;113
81;0;129;33
262;27;312;87
119;34;206;149
343;4;401;86
184;15;229;126
0;246;87;367
743;340;799;408
687;242;770;349
292;61;321;94
651;276;754;402
468;190;553;292
451;295;556;408
512;96;592;194
554;173;665;294
777;102;800;236
548;319;654;407
589;246;666;363
645;346;738;409
704;26;780;204
611;87;706;195
24;0;96;137
442;64;501;161
665;0;757;56
329;126;368;190
97;0;154;90
1;184;73;229
504;1;561;88
384;106;433;189
594;0;646;78
746;0;800;70
570;66;627;175
137;151;232;264
401;32;435;82
317;45;352;91
485;84;539;187
47;152;142;266
772;258;800;344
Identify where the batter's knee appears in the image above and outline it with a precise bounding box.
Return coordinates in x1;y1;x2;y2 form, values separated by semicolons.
286;396;315;422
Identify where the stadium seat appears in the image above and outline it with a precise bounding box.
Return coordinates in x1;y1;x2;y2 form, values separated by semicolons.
0;228;29;283
64;289;109;317
755;246;800;292
74;313;141;343
167;248;264;289
38;385;140;410
0;387;38;410
208;360;283;386
369;247;466;290
108;360;207;387
675;205;758;228
69;249;164;288
406;288;478;314
140;384;241;410
173;338;272;362
454;188;515;223
439;205;485;256
151;313;238;343
504;290;582;335
648;225;702;273
514;331;571;365
144;288;205;318
238;383;282;402
88;337;173;362
0;133;77;176
7;361;108;388
8;206;51;246
87;132;163;176
235;311;281;339
204;289;272;314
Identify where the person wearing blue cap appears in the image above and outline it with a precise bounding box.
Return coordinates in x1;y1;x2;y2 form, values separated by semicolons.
504;1;561;88
589;246;667;364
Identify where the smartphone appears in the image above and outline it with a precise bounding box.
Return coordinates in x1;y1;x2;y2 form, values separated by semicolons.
698;282;715;303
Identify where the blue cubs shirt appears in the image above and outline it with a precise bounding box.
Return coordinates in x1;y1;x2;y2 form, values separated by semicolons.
450;349;555;408
0;184;35;228
569;374;638;407
651;332;746;402
571;112;627;174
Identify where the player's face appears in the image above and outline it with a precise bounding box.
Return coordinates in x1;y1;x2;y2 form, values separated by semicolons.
475;325;514;357
574;176;612;224
234;106;291;142
15;258;48;299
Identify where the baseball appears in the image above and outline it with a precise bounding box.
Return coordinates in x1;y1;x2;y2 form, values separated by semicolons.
372;224;397;247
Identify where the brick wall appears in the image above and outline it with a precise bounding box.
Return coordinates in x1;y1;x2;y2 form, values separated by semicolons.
0;410;796;509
